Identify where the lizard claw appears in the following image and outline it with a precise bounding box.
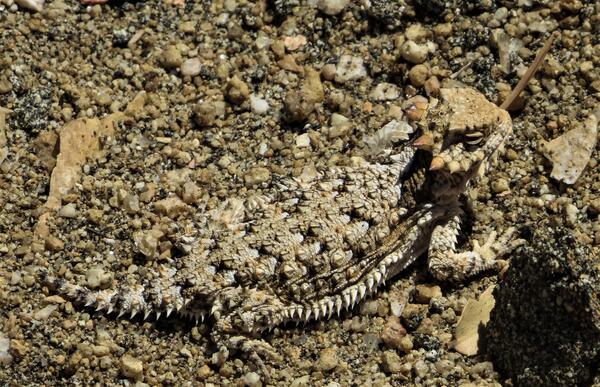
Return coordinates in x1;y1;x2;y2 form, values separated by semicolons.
474;227;524;261
429;221;524;282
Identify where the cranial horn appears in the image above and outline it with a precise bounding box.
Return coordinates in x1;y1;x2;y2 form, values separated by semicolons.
429;156;445;171
413;132;433;151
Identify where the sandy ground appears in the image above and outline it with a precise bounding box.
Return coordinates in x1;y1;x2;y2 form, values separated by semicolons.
0;0;598;385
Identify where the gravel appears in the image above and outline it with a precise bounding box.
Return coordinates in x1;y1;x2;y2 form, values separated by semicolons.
0;0;598;385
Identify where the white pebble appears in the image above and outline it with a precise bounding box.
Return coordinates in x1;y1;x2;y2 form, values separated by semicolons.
15;0;43;12
180;58;202;77
295;133;311;148
58;203;77;218
243;371;261;387
250;95;269;115
0;334;12;365
317;0;349;15
255;36;271;50
370;83;401;101
34;305;58;320
335;55;367;83
401;40;429;64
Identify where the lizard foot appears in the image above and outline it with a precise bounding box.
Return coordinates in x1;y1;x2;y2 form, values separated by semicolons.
429;227;524;282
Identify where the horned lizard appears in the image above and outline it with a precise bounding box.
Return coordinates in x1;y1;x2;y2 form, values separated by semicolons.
40;35;554;367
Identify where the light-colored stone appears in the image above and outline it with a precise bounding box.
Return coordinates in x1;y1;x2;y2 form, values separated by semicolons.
180;57;202;77
317;0;349;15
244;167;271;187
34;305;58;320
295;133;311;148
335;55;367;83
86;267;112;289
369;83;400;101
154;196;188;218
401;40;429;64
415;284;442;304
381;350;402;374
15;0;43;12
58;203;77;218
243;371;262;387
120;354;144;380
316;348;338;372
250;95;269;115
160;45;183;69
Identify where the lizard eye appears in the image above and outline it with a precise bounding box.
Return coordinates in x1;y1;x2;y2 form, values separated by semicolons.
464;131;484;145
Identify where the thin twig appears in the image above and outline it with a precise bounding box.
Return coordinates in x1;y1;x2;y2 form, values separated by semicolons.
500;32;557;110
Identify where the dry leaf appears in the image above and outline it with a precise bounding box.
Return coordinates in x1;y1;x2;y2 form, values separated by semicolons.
454;285;495;356
542;113;598;184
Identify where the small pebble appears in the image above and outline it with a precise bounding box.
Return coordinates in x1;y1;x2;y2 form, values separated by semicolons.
408;64;430;87
180;57;202;77
33;305;57;320
226;76;250;105
197;364;212;379
244;167;271;187
193;100;225;127
381;350;402;374
369;83;400;101
564;203;578;225
424;76;440;96
9;339;27;359
321;64;336;81
380;316;407;350
413;359;429;378
243;371;261;387
95;91;112;107
492;178;509;194
284;91;314;123
86;267;111;289
317;0;349;15
295;133;311;148
414;284;442;304
15;0;43;12
58;203;77;218
401;41;429;64
160;45;183;69
0;334;13;365
335;55;367;83
250;95;269;115
154;196;188;218
316;348;338;372
10;271;21;286
120;355;144;380
255;36;271;50
290;375;310;387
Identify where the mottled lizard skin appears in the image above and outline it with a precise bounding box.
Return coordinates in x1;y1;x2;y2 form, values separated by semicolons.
43;87;513;342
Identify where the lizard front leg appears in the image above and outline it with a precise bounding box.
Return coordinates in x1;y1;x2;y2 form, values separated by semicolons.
427;215;523;282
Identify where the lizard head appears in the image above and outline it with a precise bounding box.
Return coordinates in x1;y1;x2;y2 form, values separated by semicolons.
411;88;512;202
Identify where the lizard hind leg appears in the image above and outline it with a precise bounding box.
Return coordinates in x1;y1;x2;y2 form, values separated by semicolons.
427;215;523;282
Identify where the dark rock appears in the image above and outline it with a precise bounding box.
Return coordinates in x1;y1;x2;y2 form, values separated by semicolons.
483;219;600;386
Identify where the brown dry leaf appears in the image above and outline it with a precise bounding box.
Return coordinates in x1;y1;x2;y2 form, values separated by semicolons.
45;116;116;210
454;285;495;356
542;112;598;184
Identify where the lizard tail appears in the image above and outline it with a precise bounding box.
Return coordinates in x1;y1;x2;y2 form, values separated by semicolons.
38;269;208;323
